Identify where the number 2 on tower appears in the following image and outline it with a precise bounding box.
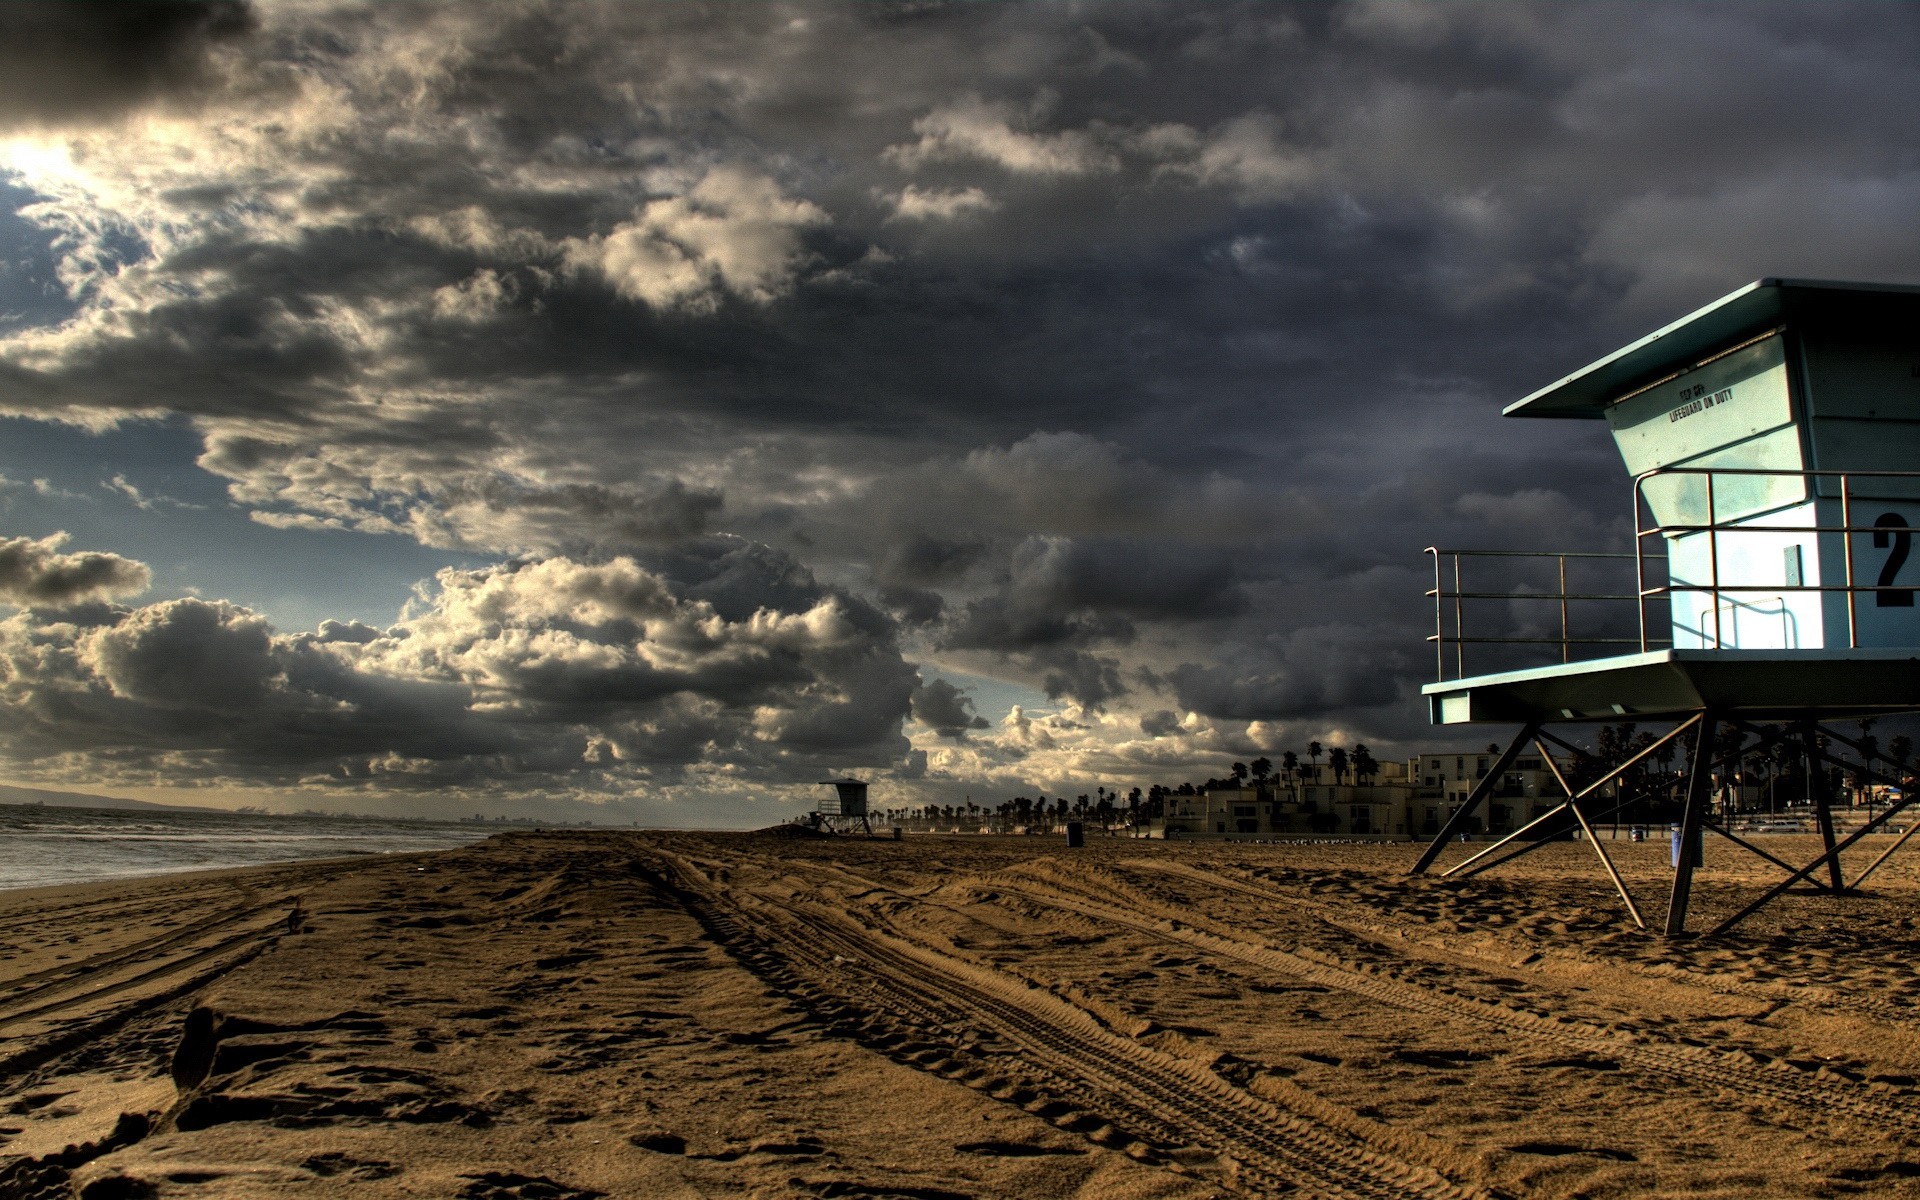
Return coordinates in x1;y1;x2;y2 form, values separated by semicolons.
1874;513;1914;607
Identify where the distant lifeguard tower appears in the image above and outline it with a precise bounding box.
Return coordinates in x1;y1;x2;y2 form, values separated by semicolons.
811;778;873;836
1413;279;1920;936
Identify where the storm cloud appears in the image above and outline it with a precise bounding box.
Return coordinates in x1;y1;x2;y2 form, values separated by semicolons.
0;0;251;131
0;533;151;606
0;1;1914;813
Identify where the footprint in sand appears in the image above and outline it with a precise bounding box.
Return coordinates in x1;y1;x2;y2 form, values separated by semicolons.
953;1140;1084;1157
303;1152;400;1181
627;1132;686;1154
458;1170;604;1199
1507;1141;1638;1163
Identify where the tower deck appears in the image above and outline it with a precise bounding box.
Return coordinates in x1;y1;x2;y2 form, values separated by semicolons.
1423;648;1920;725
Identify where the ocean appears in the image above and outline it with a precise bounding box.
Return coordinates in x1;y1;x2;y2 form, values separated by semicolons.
0;804;500;891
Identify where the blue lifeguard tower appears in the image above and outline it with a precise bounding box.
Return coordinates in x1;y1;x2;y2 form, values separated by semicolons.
1413;279;1920;936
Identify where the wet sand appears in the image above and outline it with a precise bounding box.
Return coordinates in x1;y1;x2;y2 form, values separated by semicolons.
3;830;1920;1199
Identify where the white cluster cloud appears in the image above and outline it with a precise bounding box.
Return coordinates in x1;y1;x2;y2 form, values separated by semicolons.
564;168;828;312
0;537;914;804
884;95;1118;176
884;184;998;223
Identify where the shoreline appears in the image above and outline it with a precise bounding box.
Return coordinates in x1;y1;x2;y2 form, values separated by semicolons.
0;806;502;895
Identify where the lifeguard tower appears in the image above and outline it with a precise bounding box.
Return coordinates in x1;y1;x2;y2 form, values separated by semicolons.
1412;279;1920;936
811;778;873;836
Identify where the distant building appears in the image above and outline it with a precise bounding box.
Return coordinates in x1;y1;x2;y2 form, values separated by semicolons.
1150;749;1577;840
1406;749;1569;836
1159;781;1418;838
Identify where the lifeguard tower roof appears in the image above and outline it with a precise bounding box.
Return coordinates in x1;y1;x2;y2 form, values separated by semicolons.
1505;279;1920;420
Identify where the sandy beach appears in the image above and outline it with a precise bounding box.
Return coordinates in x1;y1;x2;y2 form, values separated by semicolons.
4;830;1920;1199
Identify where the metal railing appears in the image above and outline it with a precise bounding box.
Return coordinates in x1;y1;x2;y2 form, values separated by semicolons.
1428;467;1920;681
1633;466;1920;652
1427;549;1662;681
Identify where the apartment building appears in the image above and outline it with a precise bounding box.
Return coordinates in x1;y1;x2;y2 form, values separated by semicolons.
1407;749;1569;835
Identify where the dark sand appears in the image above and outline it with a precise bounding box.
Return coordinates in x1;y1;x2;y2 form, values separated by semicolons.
4;830;1920;1198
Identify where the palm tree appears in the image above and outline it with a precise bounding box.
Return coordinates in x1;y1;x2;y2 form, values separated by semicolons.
1307;741;1323;783
1231;761;1248;786
1770;737;1796;817
1281;751;1300;798
1353;744;1378;785
1857;721;1880;815
1328;746;1350;786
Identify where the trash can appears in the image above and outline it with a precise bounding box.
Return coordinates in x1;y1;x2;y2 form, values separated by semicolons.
1670;824;1701;868
1065;821;1085;848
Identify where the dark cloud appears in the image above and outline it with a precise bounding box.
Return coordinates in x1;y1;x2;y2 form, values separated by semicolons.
912;676;989;739
1034;647;1128;710
315;619;382;644
0;1;253;130
88;598;276;712
0;534;151;606
0;0;1912;805
1166;624;1417;723
1139;709;1181;738
877;585;945;627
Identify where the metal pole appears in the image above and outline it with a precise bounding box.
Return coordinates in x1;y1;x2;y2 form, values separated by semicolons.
1455;777;1664;881
1428;549;1443;679
1664;712;1718;937
1705;789;1920;938
1536;739;1643;928
1707;473;1722;649
1850;817;1920;890
1445;801;1572;878
1635;479;1648;652
1453;554;1465;679
1445;719;1700;879
1409;722;1538;875
1559;554;1570;663
1805;725;1845;893
1702;822;1800;877
1842;473;1857;648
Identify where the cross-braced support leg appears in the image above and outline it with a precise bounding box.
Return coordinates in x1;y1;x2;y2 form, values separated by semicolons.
1530;740;1645;929
1704;750;1920;938
1408;721;1538;875
1664;712;1718;937
1804;725;1846;893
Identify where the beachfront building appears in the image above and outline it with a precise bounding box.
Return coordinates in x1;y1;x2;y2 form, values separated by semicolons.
1158;780;1420;838
1408;750;1569;836
1151;750;1579;840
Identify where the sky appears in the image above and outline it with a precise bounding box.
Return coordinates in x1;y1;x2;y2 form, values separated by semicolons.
1;0;1918;824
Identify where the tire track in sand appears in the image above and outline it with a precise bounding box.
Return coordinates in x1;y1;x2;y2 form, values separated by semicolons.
976;859;1920;1136
0;865;359;1082
1155;859;1920;1035
638;848;1489;1200
1127;858;1920;1040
